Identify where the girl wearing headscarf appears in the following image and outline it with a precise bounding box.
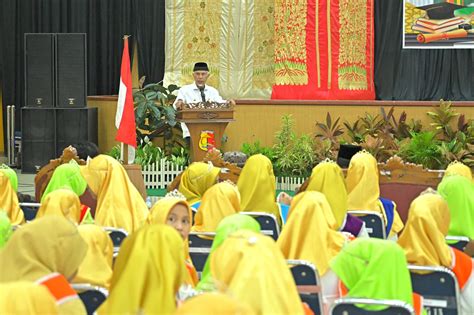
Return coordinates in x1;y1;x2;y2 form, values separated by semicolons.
330;238;424;315
438;175;474;240
398;193;474;314
175;293;255;315
147;197;198;286
80;154;148;233
0;164;18;191
237;154;283;225
35;189;83;224
346;151;404;239
98;224;188;314
277;191;350;312
72;224;113;289
0;282;59;315
196;214;261;292
192;181;241;233
0;171;24;225
178;162;221;208
0;211;12;248
0;216;87;314
211;230;306;315
444;161;472;181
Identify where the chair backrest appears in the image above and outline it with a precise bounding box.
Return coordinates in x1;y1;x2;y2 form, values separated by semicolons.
446;236;470;253
287;259;323;315
188;231;216;274
240;212;280;240
19;202;41;221
348;210;386;239
409;265;460;315
330;298;414;315
71;283;108;315
103;227;128;253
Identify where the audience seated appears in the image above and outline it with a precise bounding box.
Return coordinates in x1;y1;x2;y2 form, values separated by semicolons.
211;230;308;315
0;282;59;315
147;197;198;286
0;164;18;191
72;224;113;289
178;162;221;208
0;216;87;314
98;225;187;314
0;171;24;225
346;151;404;239
192;181;241;233
36;189;83;224
330;238;424;315
41;160;87;202
196;213;261;292
398;192;473;314
444;161;472;181
80;155;148;233
175;292;255;315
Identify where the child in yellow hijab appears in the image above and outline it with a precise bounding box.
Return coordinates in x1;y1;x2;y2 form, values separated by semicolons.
147;197;198;286
237;154;281;225
178;162;221;207
175;293;255;315
98;224;188;314
398;192;474;314
80;154;148;233
444;161;472;181
35;189;83;224
277;191;349;312
0;171;24;225
192;181;241;233
346;151;404;239
0;216;87;314
0;282;59;315
211;230;306;315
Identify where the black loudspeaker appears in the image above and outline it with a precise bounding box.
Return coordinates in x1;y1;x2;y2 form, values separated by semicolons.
336;144;362;168
56;108;98;153
21;108;56;173
24;34;55;107
55;33;87;108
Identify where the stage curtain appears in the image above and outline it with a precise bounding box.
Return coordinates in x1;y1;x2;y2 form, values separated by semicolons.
374;0;474;101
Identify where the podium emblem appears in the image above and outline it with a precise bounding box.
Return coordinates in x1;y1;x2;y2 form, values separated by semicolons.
199;130;215;151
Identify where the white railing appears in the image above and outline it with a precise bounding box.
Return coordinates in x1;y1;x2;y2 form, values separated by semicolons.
141;159;185;189
276;176;306;192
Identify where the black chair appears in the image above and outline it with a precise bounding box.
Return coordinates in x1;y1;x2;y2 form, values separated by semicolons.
287;260;323;315
446;236;470;253
103;227;128;253
19;202;40;221
409;265;460;315
348;211;385;239
72;284;108;315
241;212;280;241
330;298;414;315
188;231;215;274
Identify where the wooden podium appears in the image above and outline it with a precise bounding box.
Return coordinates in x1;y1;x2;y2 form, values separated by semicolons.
176;102;234;162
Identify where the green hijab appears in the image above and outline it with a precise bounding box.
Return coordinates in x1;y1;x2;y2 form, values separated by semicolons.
41;160;87;202
0;211;12;248
0;165;18;192
438;175;474;239
330;238;414;311
196;214;261;292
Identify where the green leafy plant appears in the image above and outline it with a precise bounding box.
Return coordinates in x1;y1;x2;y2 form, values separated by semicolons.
133;138;166;167
398;131;443;170
427;99;460;141
106;145;121;160
241;140;276;162
343;120;366;143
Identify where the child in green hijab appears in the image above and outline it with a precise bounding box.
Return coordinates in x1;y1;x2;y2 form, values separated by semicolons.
41;160;87;202
0;165;18;192
196;214;261;292
0;211;12;248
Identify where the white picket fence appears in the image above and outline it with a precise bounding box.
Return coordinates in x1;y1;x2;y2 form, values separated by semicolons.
142;159;306;193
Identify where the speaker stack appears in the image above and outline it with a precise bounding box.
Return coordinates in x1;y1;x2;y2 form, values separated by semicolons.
22;33;98;173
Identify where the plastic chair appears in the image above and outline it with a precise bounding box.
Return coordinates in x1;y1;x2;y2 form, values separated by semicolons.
330;297;414;315
240;212;280;240
188;231;216;274
409;265;460;315
446;236;470;253
103;227;128;253
72;284;108;315
288;260;323;315
19;202;41;221
347;211;386;239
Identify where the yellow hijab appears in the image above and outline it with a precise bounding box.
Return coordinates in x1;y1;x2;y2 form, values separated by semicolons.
278;191;346;276
98;224;187;314
0;172;24;225
237;154;280;221
306;160;348;227
175;293;255;315
192;182;241;232
445;161;472;181
0;282;59;315
178;162;221;204
72;224;113;289
80;155;148;232
0;215;87;282
398;193;452;267
211;230;305;315
36;189;82;224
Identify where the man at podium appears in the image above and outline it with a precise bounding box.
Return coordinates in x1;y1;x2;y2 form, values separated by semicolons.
173;62;235;141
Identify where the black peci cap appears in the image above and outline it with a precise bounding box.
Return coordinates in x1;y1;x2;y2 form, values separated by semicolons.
193;62;209;72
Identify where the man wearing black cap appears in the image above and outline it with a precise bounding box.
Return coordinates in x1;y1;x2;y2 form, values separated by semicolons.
173;62;235;140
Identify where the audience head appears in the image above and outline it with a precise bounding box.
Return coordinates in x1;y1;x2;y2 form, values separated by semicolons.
148;197;192;240
0;164;18;191
175;293;255;315
444;161;472;181
41;160;87;202
0;282;59;315
178;162;221;204
36;189;82;224
69;141;99;161
193;62;210;87
0;171;23;225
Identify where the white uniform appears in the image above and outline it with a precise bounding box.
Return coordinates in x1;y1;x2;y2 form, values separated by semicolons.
173;83;225;138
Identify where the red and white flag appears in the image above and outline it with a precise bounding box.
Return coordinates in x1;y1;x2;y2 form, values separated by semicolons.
115;36;136;162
